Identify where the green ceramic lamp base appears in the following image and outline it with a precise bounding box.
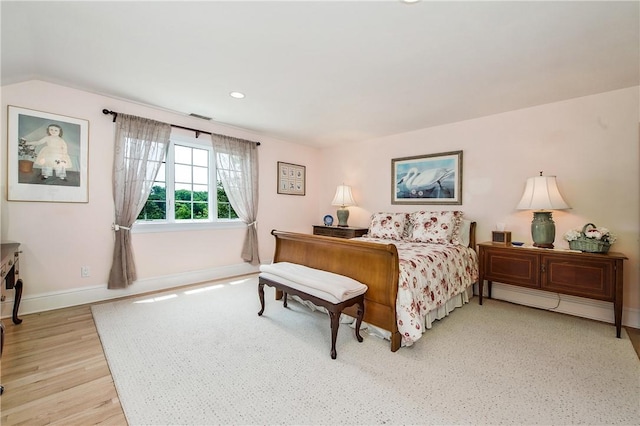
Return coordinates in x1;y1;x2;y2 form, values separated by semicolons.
336;208;349;227
531;211;556;248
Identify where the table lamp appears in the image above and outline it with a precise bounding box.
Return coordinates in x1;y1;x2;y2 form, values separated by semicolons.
331;185;356;227
516;172;570;248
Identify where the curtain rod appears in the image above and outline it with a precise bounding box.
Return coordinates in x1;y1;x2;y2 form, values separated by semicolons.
101;109;260;146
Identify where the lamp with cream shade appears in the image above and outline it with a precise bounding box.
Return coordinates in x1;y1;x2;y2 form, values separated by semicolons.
331;184;356;227
516;172;570;248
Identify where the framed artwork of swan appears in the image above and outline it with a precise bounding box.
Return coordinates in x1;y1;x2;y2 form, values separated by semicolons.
392;150;462;205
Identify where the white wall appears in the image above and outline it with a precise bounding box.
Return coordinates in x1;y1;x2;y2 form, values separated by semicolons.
1;80;321;315
320;87;640;327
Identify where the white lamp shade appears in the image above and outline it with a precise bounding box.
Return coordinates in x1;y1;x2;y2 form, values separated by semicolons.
331;185;356;207
516;175;570;210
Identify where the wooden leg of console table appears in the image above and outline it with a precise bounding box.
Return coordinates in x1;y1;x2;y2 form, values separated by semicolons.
12;279;23;325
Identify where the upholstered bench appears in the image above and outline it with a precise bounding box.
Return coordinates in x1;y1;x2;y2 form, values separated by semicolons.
258;262;368;359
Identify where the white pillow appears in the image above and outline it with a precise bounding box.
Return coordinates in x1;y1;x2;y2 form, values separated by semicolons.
457;219;471;247
407;211;463;245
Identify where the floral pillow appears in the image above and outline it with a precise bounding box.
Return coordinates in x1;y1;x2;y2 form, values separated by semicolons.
368;213;409;241
407;211;463;245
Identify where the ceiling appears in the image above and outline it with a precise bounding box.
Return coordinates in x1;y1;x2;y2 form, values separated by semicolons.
2;1;638;148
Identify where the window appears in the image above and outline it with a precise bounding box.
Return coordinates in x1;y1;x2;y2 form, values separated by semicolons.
135;136;240;232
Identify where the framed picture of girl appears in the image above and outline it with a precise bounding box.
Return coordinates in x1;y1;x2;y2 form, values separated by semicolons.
7;106;89;202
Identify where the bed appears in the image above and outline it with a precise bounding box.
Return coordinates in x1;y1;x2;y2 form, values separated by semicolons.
353;211;478;347
268;211;478;351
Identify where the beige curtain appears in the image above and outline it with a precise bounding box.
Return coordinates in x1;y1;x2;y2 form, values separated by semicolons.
211;134;260;265
108;114;171;289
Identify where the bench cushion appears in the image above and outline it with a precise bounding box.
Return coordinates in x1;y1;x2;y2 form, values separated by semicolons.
259;262;367;304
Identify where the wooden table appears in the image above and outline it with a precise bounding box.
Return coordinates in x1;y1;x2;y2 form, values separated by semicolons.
1;242;22;395
477;242;627;337
1;242;23;325
312;225;368;239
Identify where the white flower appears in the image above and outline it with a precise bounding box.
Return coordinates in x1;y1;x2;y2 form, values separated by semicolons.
585;229;603;240
563;229;581;241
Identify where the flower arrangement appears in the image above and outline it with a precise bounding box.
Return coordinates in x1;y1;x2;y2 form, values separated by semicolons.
18;138;37;161
564;223;616;253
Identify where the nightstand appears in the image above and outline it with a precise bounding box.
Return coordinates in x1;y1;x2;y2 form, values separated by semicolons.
477;242;627;337
312;225;368;239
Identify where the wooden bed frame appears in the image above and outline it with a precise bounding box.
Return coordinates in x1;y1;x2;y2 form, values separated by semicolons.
268;222;476;352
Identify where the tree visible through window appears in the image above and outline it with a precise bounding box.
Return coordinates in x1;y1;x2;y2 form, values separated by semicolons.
137;138;238;222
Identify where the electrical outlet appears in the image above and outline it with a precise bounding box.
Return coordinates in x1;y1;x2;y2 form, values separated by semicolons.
81;266;90;277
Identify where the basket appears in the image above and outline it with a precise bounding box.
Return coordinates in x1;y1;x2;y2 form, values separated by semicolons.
568;223;611;253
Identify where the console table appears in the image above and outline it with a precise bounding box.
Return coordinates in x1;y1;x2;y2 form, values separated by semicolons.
477;242;627;338
1;242;23;325
1;242;22;396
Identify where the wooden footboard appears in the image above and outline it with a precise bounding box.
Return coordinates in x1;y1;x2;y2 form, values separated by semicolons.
269;230;402;352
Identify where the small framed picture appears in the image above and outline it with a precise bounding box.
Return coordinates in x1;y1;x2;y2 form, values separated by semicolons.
277;161;305;196
7;106;89;203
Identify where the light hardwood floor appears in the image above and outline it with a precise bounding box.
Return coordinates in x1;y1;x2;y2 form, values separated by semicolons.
1;304;126;425
2;298;640;425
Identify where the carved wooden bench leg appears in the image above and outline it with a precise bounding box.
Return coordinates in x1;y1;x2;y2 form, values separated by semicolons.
258;276;366;359
258;282;265;316
354;298;364;343
328;310;340;360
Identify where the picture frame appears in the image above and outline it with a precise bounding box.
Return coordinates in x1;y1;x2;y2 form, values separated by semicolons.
391;150;462;205
7;106;89;203
277;161;305;196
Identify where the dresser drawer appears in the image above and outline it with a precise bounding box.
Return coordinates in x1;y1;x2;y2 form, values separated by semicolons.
313;227;334;237
482;249;540;289
312;226;368;239
542;255;614;300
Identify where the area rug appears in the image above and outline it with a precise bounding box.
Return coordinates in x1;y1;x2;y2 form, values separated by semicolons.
91;276;640;425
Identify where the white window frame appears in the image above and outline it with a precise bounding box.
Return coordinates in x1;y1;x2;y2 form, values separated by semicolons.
132;134;244;234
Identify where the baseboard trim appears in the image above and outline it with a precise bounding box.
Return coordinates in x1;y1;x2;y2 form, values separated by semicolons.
1;263;260;319
483;282;640;330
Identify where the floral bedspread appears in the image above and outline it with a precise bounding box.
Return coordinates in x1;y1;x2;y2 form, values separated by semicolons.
355;237;479;346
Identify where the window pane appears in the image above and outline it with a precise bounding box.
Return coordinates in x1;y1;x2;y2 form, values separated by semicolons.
175;202;192;219
193;202;208;219
216;180;238;219
175;187;192;201
193;148;208;167
138;201;166;220
217;201;238;219
148;183;166;200
155;163;166;182
175;145;191;164
193;166;207;185
193;184;208;202
175;164;192;183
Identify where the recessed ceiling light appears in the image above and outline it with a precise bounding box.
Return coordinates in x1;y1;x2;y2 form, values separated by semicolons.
401;0;420;3
229;91;245;99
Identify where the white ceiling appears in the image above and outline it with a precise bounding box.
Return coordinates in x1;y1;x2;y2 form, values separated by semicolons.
2;1;638;147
